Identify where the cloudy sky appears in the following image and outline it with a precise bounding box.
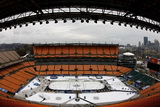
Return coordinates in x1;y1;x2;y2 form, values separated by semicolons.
0;20;159;45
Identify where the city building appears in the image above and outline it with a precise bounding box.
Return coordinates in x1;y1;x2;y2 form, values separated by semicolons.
144;37;148;46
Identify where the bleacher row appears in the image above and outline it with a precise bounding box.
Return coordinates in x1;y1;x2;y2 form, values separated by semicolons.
126;70;155;86
0;61;131;95
124;70;160;100
140;82;160;98
0;61;36;94
0;61;159;107
121;70;160;99
35;64;131;75
0;51;22;68
1;61;160;99
33;45;118;58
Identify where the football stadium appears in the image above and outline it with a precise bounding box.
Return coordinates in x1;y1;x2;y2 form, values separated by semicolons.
0;0;160;107
0;43;160;107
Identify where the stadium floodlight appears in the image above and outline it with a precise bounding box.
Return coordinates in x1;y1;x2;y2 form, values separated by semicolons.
124;23;127;27
25;23;28;26
141;26;143;30
94;20;97;23
81;19;84;23
86;19;89;23
40;21;43;25
55;20;58;23
63;19;67;23
46;20;49;24
19;24;22;27
102;20;106;24
33;22;36;25
72;19;75;23
110;21;114;25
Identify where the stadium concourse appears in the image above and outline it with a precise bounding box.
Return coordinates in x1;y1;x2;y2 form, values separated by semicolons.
0;43;160;107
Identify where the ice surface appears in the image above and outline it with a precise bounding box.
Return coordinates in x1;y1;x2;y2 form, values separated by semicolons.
17;75;137;105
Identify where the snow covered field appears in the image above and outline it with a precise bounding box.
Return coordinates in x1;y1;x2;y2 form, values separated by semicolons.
15;75;138;106
26;91;136;105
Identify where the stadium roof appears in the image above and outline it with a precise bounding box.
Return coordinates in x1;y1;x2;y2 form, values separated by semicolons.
0;0;160;32
33;43;119;46
123;52;134;56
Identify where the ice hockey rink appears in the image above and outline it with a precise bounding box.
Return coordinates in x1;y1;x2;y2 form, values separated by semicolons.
15;75;139;106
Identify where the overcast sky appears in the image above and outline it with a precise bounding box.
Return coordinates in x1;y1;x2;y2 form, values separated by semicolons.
0;21;160;45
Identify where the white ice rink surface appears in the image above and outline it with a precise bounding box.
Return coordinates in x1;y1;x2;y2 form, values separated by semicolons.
49;80;104;90
17;75;138;105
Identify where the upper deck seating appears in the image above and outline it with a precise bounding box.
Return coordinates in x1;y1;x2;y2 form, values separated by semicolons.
0;51;22;68
35;64;131;76
33;45;118;58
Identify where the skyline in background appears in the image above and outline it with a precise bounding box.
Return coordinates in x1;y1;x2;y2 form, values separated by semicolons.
0;21;160;45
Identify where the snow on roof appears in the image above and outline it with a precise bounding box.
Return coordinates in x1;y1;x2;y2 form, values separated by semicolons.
123;52;134;56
